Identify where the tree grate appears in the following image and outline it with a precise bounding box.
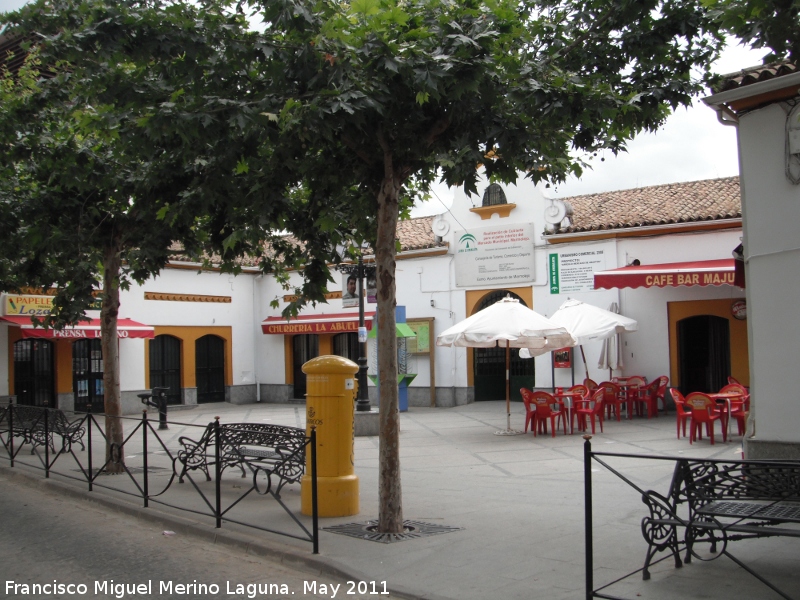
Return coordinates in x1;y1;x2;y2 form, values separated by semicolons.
323;520;463;543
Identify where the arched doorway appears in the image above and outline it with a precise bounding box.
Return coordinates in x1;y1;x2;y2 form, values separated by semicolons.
195;335;225;404
72;339;104;413
149;334;182;405
292;334;319;399
473;290;535;401
678;315;731;394
13;339;55;407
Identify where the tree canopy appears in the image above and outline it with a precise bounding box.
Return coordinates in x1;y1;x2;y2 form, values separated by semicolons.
2;0;796;527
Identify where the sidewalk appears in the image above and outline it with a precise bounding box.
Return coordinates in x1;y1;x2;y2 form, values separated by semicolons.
2;400;796;600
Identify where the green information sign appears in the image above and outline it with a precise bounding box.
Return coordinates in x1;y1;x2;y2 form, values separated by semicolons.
406;320;431;354
548;253;560;294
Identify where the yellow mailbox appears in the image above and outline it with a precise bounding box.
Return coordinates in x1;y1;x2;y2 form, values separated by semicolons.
300;355;359;517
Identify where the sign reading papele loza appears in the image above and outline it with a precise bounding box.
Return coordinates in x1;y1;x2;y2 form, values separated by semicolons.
454;224;534;287
4;294;102;315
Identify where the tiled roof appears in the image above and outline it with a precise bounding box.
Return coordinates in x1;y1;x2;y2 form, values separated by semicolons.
397;216;443;251
553;176;741;234
713;62;798;94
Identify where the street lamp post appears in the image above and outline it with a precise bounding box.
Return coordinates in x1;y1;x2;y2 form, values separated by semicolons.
338;254;375;412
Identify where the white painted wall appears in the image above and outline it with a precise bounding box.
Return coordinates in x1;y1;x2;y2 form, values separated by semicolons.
738;102;800;445
119;266;259;391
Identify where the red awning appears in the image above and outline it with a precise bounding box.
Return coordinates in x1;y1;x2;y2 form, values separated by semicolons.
0;316;155;339
594;259;738;290
262;312;375;335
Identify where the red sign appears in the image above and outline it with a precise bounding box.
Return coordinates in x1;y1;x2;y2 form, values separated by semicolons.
261;312;375;335
553;348;572;368
263;321;365;334
594;259;736;290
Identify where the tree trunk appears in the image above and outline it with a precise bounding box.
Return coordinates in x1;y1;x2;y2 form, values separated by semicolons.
376;158;403;534
101;243;124;474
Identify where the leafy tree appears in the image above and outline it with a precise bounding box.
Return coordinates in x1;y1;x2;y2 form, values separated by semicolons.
702;0;800;63
0;0;327;471
239;0;731;533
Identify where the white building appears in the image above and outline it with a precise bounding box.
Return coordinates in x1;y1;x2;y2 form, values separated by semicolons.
1;175;747;423
704;62;800;458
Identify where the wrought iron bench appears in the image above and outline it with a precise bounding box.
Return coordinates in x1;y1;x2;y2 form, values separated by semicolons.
641;458;800;581
174;422;306;497
0;404;86;454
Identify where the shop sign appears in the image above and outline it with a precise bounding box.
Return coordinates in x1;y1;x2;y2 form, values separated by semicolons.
5;294;54;316
263;321;363;334
549;249;608;294
4;294;102;316
553;348;572;368
454;224;534;287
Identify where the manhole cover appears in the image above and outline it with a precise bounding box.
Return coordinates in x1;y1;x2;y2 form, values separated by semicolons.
323;520;463;543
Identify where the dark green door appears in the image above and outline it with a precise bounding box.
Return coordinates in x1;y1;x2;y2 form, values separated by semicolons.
473;290;535;401
13;339;55;408
72;339;104;413
149;335;182;405
292;334;319;399
196;335;225;404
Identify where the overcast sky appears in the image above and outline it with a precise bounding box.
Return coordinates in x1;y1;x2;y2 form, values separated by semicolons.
1;0;766;214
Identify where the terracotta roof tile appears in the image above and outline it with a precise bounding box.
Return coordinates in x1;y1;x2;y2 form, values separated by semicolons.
714;62;798;94
396;216;444;251
553;176;741;234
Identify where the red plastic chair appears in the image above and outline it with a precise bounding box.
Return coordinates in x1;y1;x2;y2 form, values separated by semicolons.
625;376;647;416
564;384;589;430
520;388;537;434
686;392;726;445
583;378;598;391
575;388;605;433
598;381;625;421
718;383;750;435
530;391;567;438
636;379;661;419
670;388;691;439
654;376;669;414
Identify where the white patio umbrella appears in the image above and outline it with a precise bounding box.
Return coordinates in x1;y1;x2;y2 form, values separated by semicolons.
597;301;630;378
436;297;575;435
549;298;638;381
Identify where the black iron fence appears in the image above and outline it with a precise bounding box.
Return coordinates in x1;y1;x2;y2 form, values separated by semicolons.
0;402;319;553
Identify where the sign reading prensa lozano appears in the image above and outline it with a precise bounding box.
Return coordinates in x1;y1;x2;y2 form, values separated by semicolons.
454;224;534;287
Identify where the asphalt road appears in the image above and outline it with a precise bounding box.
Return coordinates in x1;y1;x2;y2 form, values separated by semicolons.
0;474;385;600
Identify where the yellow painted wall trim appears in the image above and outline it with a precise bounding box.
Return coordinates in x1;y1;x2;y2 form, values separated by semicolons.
469;204;517;220
144;292;231;303
667;299;749;389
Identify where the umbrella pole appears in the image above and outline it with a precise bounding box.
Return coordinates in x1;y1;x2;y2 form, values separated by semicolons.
506;340;511;429
495;340;523;436
580;345;589;382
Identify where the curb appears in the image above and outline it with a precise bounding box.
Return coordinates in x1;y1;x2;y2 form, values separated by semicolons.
0;464;434;600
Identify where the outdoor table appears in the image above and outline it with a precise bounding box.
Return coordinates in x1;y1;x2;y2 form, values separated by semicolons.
552;391;586;434
615;383;641;419
708;391;744;439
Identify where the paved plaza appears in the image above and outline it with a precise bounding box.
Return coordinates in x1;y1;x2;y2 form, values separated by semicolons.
1;399;796;600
